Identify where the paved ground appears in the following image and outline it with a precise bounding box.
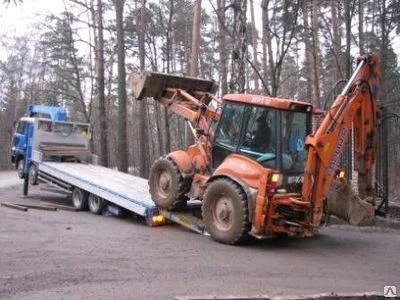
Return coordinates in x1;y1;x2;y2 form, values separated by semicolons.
0;175;399;300
0;170;20;188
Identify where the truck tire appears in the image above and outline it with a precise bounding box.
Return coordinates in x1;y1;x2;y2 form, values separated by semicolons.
72;188;89;211
149;157;190;210
202;178;250;244
17;159;24;179
88;194;105;215
29;164;39;185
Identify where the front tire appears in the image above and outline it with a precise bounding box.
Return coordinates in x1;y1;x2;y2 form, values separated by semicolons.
202;178;250;244
88;194;105;215
72;188;88;211
17;159;24;179
29;164;38;185
149;157;191;210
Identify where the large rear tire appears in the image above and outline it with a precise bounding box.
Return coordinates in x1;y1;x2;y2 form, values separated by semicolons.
72;188;88;211
202;178;250;244
149;157;191;210
88;194;105;215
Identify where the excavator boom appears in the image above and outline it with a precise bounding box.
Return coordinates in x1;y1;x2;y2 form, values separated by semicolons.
302;54;379;227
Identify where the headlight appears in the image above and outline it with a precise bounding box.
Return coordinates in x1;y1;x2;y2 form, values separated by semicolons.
271;173;283;186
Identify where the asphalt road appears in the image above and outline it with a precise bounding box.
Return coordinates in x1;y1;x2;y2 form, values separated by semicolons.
0;178;399;300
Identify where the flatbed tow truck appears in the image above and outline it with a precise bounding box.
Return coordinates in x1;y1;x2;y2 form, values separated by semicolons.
13;109;207;234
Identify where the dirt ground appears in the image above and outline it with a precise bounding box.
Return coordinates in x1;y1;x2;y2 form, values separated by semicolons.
0;178;399;300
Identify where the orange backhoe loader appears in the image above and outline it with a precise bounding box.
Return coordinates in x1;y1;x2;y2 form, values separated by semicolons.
128;53;379;244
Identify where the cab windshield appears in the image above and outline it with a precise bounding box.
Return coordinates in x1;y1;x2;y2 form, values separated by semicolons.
214;102;310;175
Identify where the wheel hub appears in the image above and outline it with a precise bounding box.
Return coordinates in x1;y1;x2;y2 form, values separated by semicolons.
90;195;100;210
214;196;234;230
72;192;81;206
158;171;171;194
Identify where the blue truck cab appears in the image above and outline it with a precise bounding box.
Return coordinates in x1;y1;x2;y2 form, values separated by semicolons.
11;105;67;179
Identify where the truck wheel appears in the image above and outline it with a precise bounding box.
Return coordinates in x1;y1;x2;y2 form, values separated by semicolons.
17;159;24;179
88;194;104;215
29;164;39;185
72;188;88;211
202;178;250;244
149;157;190;210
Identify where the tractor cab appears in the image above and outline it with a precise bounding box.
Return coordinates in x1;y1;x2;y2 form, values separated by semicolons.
212;95;313;179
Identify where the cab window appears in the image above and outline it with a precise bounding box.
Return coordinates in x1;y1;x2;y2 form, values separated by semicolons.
281;111;309;173
16;121;27;134
214;102;245;150
239;106;277;169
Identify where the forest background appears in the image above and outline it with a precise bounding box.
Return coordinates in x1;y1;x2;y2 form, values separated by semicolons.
0;0;399;199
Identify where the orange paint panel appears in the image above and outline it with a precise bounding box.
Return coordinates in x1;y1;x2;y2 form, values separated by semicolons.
213;153;266;189
223;94;312;111
168;150;193;175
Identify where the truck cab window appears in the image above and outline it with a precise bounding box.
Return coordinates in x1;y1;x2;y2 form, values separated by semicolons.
16;122;27;134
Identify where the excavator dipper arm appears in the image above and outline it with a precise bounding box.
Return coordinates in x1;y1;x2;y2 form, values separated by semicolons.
302;54;379;227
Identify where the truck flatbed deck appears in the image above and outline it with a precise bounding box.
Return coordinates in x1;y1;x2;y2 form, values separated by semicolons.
38;161;204;232
39;162;154;215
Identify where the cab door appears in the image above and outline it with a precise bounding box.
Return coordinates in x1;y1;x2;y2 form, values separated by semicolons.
211;102;245;169
12;121;28;161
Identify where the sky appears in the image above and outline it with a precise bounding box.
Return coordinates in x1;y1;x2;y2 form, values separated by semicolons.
0;0;63;36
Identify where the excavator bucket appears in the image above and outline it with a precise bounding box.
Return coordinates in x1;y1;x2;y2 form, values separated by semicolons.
128;71;218;100
326;180;375;226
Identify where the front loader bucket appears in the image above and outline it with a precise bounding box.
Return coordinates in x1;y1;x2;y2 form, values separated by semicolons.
128;71;218;100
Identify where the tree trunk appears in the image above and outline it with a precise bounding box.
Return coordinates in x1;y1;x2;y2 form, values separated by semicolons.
217;0;228;95
97;0;109;167
261;0;269;94
301;0;312;102
358;0;364;54
230;0;247;93
190;0;201;77
331;0;342;82
186;0;202;146
163;0;174;154
138;0;149;178
249;0;259;92
262;0;276;95
115;0;128;173
344;0;352;80
311;0;321;107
